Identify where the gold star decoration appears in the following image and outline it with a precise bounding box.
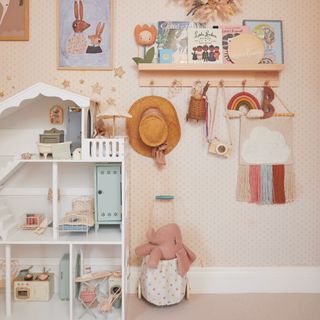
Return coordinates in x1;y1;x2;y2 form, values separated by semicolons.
62;80;70;89
0;91;4;98
79;79;85;85
91;82;103;95
114;66;125;78
106;97;116;107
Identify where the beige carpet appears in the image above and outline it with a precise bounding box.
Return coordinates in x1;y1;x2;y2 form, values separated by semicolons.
127;294;320;320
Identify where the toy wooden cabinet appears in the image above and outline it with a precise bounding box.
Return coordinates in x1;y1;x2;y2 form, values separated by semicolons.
59;253;70;300
0;83;129;320
39;128;65;144
95;164;122;231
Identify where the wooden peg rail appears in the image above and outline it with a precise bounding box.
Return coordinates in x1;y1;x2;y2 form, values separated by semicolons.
138;63;284;87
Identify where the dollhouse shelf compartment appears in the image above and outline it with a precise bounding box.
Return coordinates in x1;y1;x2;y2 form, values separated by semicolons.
3;225;122;245
138;63;284;87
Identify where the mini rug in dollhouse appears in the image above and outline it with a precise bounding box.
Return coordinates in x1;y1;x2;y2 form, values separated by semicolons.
237;117;295;204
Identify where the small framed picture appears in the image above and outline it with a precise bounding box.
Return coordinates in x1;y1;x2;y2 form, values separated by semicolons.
58;0;113;70
243;20;284;64
0;0;29;41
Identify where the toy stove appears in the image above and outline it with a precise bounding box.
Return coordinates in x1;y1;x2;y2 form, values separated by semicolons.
14;273;54;301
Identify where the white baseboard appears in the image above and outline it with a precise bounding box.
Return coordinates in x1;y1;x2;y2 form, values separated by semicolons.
128;267;320;294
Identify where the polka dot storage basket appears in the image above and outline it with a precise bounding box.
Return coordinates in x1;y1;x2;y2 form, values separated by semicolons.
138;255;188;306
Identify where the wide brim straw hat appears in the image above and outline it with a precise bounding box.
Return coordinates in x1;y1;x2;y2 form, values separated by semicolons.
127;96;181;158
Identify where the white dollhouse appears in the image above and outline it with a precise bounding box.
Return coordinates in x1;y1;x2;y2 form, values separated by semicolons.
0;83;129;320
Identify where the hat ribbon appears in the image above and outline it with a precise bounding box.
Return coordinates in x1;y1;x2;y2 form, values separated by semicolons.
152;143;168;166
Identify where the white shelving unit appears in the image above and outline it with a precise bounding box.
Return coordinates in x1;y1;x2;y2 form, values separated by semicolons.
0;83;129;320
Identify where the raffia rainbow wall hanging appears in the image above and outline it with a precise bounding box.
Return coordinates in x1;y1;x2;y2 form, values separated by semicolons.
237;117;295;204
227;92;264;118
228;92;260;111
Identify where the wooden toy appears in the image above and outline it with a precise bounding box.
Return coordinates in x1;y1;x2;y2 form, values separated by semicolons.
39;128;64;144
0;83;129;319
95;164;122;231
50;105;63;125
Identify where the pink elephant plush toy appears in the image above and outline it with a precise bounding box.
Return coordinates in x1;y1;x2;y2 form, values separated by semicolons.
135;223;196;276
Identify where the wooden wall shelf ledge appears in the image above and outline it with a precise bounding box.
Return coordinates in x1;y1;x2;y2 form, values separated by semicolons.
138;63;284;87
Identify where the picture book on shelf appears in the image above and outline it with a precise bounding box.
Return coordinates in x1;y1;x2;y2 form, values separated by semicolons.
158;21;205;64
222;25;248;64
243;20;284;64
188;27;223;64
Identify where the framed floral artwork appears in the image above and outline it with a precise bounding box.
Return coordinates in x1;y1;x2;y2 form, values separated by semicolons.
0;0;29;41
58;0;113;70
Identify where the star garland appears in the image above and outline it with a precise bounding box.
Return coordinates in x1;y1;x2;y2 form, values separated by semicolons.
172;0;243;22
114;66;125;78
91;82;103;95
62;80;70;89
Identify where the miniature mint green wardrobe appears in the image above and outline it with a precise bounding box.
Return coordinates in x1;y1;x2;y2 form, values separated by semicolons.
95;164;122;231
59;254;70;300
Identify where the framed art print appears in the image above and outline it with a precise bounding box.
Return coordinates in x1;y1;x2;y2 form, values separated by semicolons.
0;0;29;41
243;20;284;64
58;0;113;70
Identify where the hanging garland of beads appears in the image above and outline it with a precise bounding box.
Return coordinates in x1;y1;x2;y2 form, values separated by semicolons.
172;0;243;22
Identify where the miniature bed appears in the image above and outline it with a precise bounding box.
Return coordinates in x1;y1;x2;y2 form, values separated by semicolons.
59;197;94;234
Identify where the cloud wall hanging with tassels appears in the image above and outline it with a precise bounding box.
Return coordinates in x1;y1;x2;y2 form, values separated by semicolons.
237;117;295;205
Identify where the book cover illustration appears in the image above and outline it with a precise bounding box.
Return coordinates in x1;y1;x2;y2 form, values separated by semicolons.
243;20;284;64
222;25;248;64
158;21;205;64
188;28;223;64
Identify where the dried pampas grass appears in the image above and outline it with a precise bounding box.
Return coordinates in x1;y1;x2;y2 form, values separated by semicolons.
171;0;243;22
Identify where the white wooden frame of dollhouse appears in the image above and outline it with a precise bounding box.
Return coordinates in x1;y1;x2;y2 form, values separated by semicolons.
0;83;129;320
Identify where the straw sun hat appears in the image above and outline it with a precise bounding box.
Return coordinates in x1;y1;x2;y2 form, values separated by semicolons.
127;96;181;163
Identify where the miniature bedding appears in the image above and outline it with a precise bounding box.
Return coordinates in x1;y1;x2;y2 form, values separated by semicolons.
59;225;90;231
59;211;94;227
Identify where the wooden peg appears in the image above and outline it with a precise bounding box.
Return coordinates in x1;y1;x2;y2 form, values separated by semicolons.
242;79;247;92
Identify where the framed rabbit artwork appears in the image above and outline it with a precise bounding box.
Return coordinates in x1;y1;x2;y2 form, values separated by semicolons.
58;0;113;70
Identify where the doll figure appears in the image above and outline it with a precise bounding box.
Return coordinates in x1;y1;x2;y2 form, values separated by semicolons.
208;45;215;62
214;46;221;62
196;46;203;61
192;47;197;60
202;45;209;62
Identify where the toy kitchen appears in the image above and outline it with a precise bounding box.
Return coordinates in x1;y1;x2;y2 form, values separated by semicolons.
14;267;54;302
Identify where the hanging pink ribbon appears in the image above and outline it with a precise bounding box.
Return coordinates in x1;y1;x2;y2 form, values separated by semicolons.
151;143;168;166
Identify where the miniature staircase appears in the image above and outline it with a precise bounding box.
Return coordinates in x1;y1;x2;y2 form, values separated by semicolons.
0;158;24;187
0;204;16;241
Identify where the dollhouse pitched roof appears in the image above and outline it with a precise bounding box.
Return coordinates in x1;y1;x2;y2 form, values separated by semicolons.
0;82;90;117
